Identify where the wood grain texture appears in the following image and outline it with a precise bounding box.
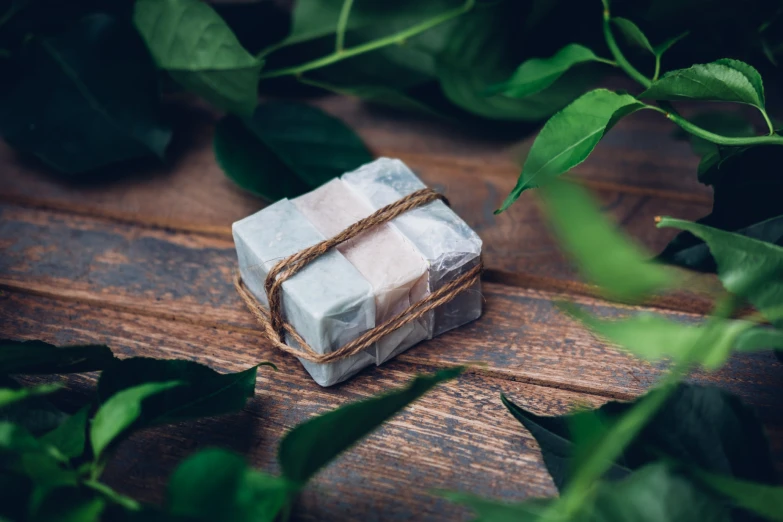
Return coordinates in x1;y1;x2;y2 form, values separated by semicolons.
0;96;711;281
1;291;606;520
1;205;781;420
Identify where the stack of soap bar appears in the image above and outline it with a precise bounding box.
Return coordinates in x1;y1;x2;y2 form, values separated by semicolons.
232;158;482;387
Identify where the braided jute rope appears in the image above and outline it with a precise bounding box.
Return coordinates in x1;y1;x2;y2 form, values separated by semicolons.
234;187;484;364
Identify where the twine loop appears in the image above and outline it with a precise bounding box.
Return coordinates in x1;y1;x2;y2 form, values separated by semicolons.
235;188;483;364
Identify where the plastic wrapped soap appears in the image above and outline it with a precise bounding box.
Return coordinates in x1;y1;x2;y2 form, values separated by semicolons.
232;199;376;386
342;158;483;337
293;179;430;364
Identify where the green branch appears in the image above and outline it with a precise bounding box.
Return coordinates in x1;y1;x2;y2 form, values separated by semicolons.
335;0;355;52
260;0;475;79
664;110;783;146
602;4;652;88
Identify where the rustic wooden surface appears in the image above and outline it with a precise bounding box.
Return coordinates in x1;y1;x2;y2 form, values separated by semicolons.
1;94;781;521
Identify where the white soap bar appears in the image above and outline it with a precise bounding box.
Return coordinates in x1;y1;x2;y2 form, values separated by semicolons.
293;179;429;364
232;199;376;386
342;158;483;337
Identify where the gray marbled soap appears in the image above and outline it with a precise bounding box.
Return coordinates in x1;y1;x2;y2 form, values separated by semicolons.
232;199;375;387
342;158;483;339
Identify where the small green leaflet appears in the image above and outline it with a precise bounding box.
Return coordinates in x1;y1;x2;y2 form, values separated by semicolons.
612;18;687;57
215;102;373;199
492;44;608;99
278;367;463;484
168;449;294;522
0;339;116;375
562;304;783;370
90;381;182;458
133;0;263;116
694;471;783;521
535;180;671;302
657;218;783;327
640;59;766;110
497;89;646;211
0;384;60;409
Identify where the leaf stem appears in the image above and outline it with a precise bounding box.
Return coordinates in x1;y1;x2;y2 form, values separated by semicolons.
335;0;355;52
761;109;775;135
661;109;783;145
602;4;652;88
260;0;475;79
653;54;661;82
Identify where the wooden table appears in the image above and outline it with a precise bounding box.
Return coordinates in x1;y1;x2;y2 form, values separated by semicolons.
1;95;781;521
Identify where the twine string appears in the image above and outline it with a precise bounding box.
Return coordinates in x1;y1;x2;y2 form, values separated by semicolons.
235;187;483;364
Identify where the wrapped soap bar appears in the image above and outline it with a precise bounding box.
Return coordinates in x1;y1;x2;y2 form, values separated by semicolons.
232;199;376;387
293;179;430;364
232;158;483;387
342;158;483;338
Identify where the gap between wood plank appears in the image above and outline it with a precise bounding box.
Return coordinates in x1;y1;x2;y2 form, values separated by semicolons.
0;280;649;402
0;199;721;318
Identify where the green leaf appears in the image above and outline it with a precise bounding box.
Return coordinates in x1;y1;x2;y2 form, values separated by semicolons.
0;384;60;409
658;218;783;327
0;377;66;436
0;339;116;374
535;180;671;301
436;3;596;121
492;44;606;99
612;18;654;54
562;304;783;369
39;406;90;460
671;111;755;178
90;381;182;458
213;115;309;200
278;367;463;484
497;89;646;210
695;472;783;521
168;448;295;522
216;101;372;197
134;0;263;116
0;14;170;176
639;60;766;109
97;358;261;427
501;384;777;492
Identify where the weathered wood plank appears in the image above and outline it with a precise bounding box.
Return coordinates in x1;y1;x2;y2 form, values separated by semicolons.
1;291;606;520
1;206;781;419
0;96;711;280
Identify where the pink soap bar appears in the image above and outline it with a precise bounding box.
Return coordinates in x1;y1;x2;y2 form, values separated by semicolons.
293;179;429;363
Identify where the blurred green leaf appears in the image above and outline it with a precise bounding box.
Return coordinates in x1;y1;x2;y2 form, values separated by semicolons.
279;367;462;484
97;358;261;427
90;381;182;458
534;180;671;301
0;340;116;375
562;304;783;369
0;14;170;176
501;384;777;492
32;487;105;522
216;101;372;197
492;44;606;99
168;448;294;522
0;376;65;437
0;384;60;409
497;90;646;211
134;0;263;116
39;406;90;461
437;3;596;122
694;471;783;521
212;2;291;56
612;18;654;54
640;59;766;110
658;218;783;327
449;463;729;522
